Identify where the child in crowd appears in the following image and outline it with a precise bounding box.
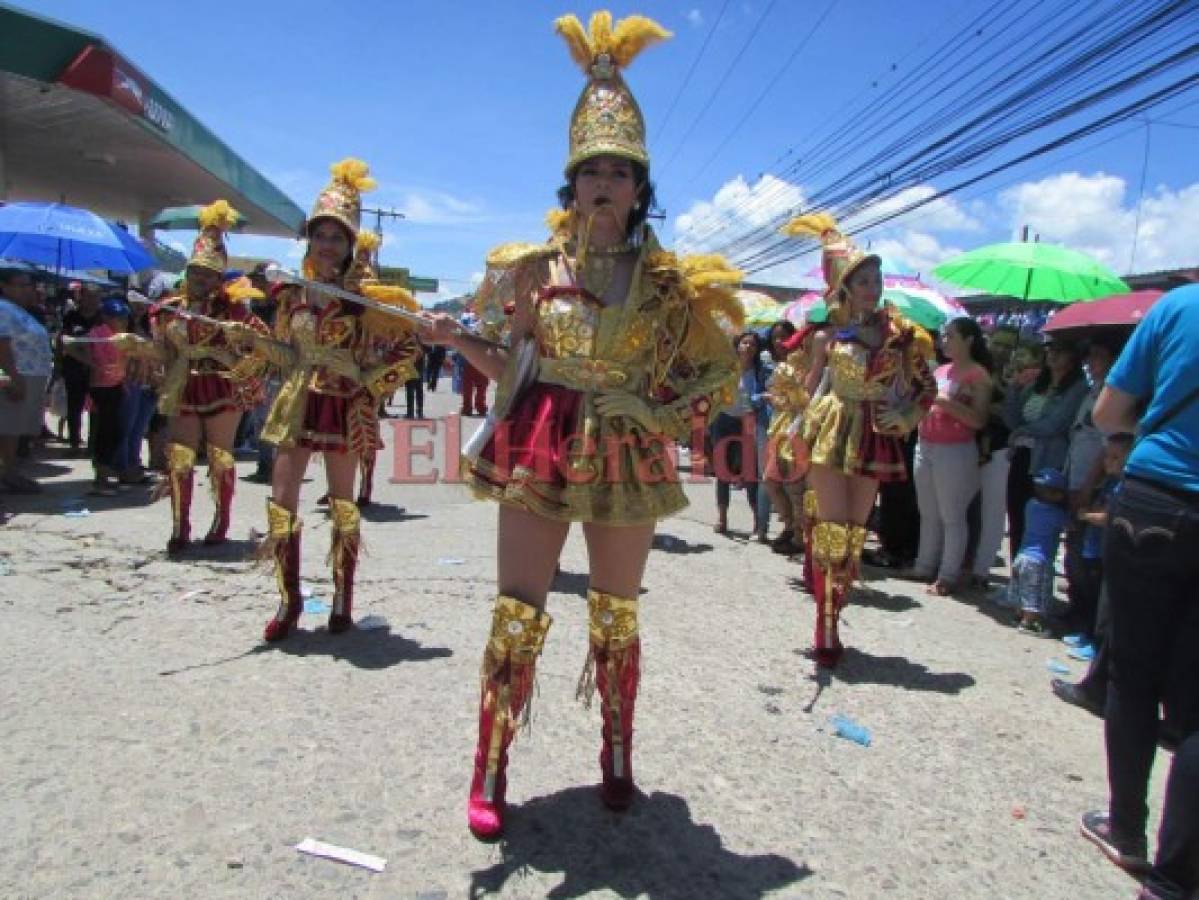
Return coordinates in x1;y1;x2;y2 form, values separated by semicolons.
1006;468;1070;635
1063;432;1133;653
87;298;130;496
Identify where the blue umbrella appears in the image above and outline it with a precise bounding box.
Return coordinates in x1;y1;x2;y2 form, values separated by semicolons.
0;202;155;273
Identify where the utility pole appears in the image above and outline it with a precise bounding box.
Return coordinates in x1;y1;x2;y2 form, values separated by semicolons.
361;206;405;267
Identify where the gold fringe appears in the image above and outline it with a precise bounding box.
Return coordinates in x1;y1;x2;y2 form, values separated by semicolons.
575;644;598;709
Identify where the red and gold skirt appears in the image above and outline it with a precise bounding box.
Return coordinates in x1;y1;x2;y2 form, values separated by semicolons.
466;382;688;524
178;373;238;417
297;391;379;455
803;393;908;483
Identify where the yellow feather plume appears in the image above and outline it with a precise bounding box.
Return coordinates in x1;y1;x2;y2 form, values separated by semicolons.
223;275;262;304
677;253;744;357
610;15;672;68
361;283;419;339
554;15;593;72
545;208;575;236
198;199;239;233
780;212;839;241
589;11;613;55
554;11;670;72
355;230;382;255
329;158;377;194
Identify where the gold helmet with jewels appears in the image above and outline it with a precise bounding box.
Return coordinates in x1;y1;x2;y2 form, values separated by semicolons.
780;212;880;321
189;200;239;273
308;158;376;238
556;11;671;176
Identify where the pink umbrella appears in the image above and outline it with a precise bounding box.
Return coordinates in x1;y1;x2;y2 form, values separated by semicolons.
1042;290;1164;334
783;291;824;324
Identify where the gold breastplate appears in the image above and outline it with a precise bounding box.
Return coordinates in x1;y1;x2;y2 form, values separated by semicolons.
536;295;600;360
828;341;886;401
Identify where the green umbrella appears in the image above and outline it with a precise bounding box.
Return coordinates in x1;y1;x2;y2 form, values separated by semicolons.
150;205;246;232
802;288;948;331
932;241;1128;303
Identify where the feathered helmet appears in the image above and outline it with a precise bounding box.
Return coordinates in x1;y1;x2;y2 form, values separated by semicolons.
780;212;880;325
189;200;239;274
354;229;382;276
308;158;376;240
555;12;671;177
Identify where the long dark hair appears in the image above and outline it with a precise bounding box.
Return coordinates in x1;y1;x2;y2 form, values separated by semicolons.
734;330;765;383
557;159;658;240
768;320;797;361
1033;341;1083;395
947;317;993;372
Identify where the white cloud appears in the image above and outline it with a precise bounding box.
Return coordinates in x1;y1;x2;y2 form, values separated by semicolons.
869;232;964;280
686;8;704;27
846;185;981;234
673;173;807;254
1000;172;1199;274
384;188;487;226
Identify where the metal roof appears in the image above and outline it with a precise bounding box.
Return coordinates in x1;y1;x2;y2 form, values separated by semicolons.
0;2;303;237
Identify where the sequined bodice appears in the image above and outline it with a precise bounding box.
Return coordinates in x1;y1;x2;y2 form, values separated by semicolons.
536;295;601;360
828;340;887;401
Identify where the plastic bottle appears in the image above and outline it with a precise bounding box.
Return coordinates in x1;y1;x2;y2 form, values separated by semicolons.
830;713;872;747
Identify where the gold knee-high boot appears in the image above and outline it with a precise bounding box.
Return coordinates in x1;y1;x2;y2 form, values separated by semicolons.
164;442;196;556
579;589;641;811
467;596;552;840
326;497;360;634
203;444;235;545
811;521;850;668
262;499;303;642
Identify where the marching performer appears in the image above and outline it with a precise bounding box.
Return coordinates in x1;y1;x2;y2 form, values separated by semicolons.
782;214;935;668
257;159;421;641
763;322;823;559
157;202;269;556
427;11;740;840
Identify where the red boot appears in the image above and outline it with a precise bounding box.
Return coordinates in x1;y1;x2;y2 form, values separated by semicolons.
164;443;195;557
262;500;303;642
203;444;235;545
579;589;641;811
467;596;552;840
811;521;850;669
357;451;375;508
326;497;359;634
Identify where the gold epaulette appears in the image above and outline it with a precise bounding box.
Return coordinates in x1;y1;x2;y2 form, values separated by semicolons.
485;242;557;270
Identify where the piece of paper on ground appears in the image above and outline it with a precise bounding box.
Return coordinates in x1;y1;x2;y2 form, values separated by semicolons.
295;837;386;872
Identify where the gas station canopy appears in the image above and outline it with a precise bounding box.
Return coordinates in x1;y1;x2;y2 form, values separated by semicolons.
0;2;304;238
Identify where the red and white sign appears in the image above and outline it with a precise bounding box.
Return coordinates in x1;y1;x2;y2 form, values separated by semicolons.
58;44;175;133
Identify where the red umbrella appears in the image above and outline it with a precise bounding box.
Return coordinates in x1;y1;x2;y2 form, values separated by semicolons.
1042;289;1164;333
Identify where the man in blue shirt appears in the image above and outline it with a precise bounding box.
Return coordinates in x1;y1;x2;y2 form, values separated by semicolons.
1081;284;1199;898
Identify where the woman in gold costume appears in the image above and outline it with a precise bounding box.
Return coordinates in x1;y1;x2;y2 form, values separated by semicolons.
155;201;269;556
426;12;740;840
255;160;421;641
782;214;936;668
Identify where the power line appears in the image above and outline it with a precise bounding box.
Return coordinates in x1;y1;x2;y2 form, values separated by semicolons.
685;0;838;184
653;0;733;144
657;0;781;175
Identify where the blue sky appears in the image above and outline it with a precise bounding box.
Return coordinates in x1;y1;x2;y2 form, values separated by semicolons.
30;0;1199;298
